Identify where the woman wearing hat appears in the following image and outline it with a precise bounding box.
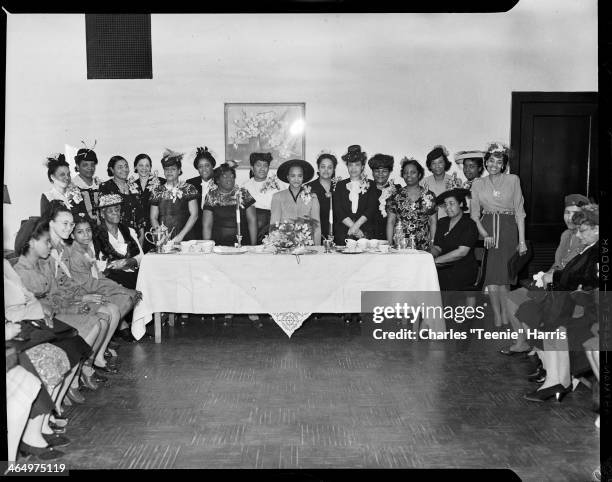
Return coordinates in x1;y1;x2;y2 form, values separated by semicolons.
186;147;217;240
470;142;527;328
503;194;589;357
519;204;599;402
40;154;88;220
72;148;101;223
368;153;401;240
332;145;378;245
202;161;258;246
150;149;199;243
422;145;458;219
270;159;321;245
306;152;340;240
242;152;284;244
454;151;485;191
94;193;145;291
99;156;147;246
386;158;437;250
431;188;479;291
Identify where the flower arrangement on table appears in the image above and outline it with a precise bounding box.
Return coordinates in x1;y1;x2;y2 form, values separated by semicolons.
262;217;319;254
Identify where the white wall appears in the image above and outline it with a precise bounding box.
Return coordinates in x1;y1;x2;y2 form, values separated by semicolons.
3;1;597;248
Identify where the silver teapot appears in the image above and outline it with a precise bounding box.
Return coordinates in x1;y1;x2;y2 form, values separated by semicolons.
145;224;171;253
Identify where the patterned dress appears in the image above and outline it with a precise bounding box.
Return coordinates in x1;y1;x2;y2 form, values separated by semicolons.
150;181;199;241
203;186;256;246
386;186;437;250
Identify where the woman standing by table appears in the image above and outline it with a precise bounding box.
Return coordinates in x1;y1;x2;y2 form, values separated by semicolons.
307;152;339;240
470;142;527;328
369;153;401;240
422;145;457;219
270;159;321;245
332;145;378;245
40;154;88;219
132;154;165;252
186;147;217;240
386;158;437;250
202;162;258;246
99;156;147;246
150;149;199;243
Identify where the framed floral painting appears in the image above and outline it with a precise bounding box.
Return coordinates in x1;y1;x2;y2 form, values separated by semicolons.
224;103;306;169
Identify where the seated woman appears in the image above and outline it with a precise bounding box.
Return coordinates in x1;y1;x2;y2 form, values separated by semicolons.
94;194;144;291
14;204;121;380
5;260;92;459
202;161;258;246
518;204;599;402
270;159;321;245
503;193;589;356
431;188;479;293
40;153;87;219
68;213;142;342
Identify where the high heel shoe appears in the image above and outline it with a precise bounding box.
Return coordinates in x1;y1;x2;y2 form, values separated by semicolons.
80;373;99;391
18;442;64;460
42;433;71;448
66;387;85;404
94;363;118;374
524;384;570;402
527;367;547;383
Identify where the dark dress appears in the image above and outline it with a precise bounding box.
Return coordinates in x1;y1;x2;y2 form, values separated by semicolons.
203;186;256;246
371;182;402;240
93;223;141;289
99;179;147;235
307;177;333;239
40;187;89;220
433;215;479;290
133;175;165;252
516;243;598;374
149;181;199;241
185;176;216;240
332;178;379;245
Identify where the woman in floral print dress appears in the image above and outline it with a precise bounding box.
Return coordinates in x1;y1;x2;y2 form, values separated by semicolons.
386;158;437;250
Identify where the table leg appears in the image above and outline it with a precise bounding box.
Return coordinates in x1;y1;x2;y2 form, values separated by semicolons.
154;312;161;344
168;313;175;327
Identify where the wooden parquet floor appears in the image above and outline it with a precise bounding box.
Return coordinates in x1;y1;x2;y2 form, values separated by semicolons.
57;316;599;480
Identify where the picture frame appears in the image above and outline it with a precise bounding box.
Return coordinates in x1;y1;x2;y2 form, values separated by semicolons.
224;102;306;169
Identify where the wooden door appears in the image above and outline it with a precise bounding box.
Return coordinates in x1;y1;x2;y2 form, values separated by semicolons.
510;92;598;243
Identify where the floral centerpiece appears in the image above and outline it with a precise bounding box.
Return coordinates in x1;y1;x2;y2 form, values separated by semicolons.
262;217;318;254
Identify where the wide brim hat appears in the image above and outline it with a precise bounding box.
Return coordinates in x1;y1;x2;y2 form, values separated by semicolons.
98;193;123;209
341;145;367;164
276;159;315;184
454;151;485;162
368;154;394;171
14;217;42;254
564;194;590;207
435;188;471;206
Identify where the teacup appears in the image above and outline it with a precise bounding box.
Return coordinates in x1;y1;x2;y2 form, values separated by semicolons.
379;244;390;253
345;239;358;250
180;241;192;253
357;238;369;250
377;239;389;246
368;239;379;249
161;242;174;253
199;240;215;254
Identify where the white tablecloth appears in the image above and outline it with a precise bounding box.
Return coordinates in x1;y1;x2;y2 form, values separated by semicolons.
132;247;443;339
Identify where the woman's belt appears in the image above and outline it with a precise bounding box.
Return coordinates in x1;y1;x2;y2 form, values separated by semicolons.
482;210;515;249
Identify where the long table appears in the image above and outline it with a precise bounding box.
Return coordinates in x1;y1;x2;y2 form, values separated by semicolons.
131;247;444;342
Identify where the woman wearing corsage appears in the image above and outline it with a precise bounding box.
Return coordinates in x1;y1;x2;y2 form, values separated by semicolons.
386;158;437;250
369;153;401;240
150;149;199;243
306;152;341;240
470;142;527;328
202;161;258;246
332;145;378;245
40;154;88;220
270;159;321;245
242;152;284;244
132;153;165;251
71;146;101;223
99;156;147;246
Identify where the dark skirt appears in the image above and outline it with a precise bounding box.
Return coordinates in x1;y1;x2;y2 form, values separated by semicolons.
481;213;518;285
333;215;373;246
255;208;271;245
105;269;138;290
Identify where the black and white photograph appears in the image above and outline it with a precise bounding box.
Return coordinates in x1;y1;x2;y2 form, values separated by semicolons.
2;1;609;480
